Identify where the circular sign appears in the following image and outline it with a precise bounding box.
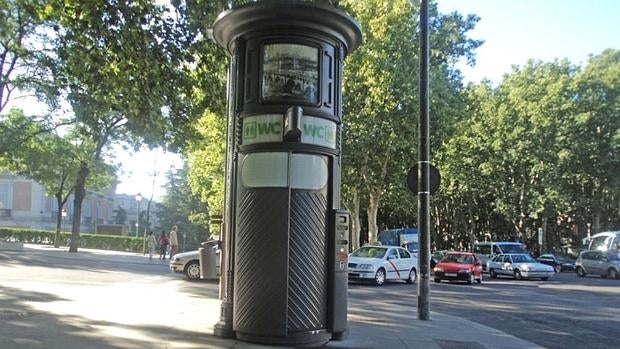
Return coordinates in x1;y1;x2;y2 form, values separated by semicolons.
406;164;441;195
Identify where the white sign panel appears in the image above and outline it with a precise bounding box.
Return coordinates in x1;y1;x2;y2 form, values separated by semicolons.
301;115;337;149
241;114;337;149
242;114;283;145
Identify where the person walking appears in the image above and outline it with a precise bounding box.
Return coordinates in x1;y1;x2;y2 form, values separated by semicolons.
158;231;169;260
146;231;157;261
169;225;179;258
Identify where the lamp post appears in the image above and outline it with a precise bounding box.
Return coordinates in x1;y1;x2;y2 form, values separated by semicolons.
135;193;142;237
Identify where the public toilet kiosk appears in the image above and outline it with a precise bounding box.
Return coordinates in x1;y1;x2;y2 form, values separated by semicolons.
212;2;361;347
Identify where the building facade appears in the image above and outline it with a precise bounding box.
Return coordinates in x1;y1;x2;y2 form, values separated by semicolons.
0;172;116;233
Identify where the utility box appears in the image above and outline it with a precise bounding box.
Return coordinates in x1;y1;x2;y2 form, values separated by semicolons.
212;2;361;347
199;240;220;279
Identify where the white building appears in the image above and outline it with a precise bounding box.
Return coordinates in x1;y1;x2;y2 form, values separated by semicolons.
0;172;115;233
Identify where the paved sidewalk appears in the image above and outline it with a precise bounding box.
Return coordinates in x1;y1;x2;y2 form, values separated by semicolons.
0;245;544;349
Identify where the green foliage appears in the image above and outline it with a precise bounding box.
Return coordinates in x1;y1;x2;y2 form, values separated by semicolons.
158;164;210;252
0;227;144;252
113;205;128;225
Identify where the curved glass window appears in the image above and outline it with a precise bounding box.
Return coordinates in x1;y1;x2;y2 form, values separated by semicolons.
290;154;327;190
241;153;327;190
241;153;288;187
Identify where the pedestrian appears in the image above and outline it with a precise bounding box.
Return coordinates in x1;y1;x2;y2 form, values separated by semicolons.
147;231;157;261
169;225;179;258
159;231;169;260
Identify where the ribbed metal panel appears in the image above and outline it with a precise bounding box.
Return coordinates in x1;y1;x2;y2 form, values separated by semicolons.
288;190;328;331
234;188;289;336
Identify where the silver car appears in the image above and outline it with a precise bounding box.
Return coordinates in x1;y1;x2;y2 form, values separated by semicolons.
575;250;620;279
486;253;554;280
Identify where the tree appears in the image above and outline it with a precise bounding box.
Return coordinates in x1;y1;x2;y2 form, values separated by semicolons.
0;108;113;247
340;0;481;244
36;1;196;252
158;164;210;252
112;205;127;225
0;0;57;114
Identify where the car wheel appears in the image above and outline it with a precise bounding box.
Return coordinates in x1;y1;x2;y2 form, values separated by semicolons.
374;268;386;286
609;268;620;280
554;264;562;273
514;269;523;280
467;273;474;285
541;277;549;281
406;268;417;284
489;269;497;279
184;260;201;280
576;266;586;277
434;278;441;283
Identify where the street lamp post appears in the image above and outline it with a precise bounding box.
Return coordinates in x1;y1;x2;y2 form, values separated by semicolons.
135;193;142;237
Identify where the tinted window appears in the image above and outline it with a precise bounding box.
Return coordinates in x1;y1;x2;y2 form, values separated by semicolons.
590;236;610;251
351;247;387;258
388;249;399;259
499;244;528;254
442;254;471;264
502;255;511;263
512;254;535;263
474;244;491;255
398;249;411;259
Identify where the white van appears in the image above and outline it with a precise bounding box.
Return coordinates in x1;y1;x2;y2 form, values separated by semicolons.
473;241;528;271
585;231;620;252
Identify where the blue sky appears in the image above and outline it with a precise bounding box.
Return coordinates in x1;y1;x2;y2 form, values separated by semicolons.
437;0;619;83
117;0;620;199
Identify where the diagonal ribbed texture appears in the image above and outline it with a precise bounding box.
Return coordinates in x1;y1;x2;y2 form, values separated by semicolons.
234;188;289;336
288;190;328;332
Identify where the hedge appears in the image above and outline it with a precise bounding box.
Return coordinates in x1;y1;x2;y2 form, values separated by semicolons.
0;227;144;253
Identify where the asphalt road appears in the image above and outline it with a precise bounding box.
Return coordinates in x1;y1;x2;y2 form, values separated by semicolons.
2;246;618;349
348;271;620;349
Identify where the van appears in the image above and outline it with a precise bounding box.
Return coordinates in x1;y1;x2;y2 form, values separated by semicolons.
584;231;620;252
473;241;528;271
377;228;418;254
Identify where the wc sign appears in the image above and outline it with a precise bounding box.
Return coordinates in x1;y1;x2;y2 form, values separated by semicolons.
243;114;336;148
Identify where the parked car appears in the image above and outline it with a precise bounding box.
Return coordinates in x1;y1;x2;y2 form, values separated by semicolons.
473;241;529;271
575;250;620;279
433;252;482;284
536;254;576;272
348;245;418;286
170;250;201;280
169;241;221;280
487;253;554;280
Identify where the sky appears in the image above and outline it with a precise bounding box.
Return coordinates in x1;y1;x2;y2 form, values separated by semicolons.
437;0;619;83
23;0;619;202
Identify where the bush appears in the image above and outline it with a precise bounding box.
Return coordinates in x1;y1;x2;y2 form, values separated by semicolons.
0;227;144;252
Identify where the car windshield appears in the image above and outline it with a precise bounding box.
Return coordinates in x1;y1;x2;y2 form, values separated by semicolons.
500;244;528;254
511;254;536;263
351;247;387;259
441;254;472;264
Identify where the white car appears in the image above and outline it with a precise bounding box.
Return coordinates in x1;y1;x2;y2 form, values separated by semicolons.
169;241;221;280
486;253;554;280
348;245;418;286
169;250;202;280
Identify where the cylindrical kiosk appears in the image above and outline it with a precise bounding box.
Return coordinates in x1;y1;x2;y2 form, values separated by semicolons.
212;2;361;347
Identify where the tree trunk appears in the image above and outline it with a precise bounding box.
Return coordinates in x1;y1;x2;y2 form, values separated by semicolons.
54;193;63;248
69;162;89;253
350;188;361;251
367;191;380;243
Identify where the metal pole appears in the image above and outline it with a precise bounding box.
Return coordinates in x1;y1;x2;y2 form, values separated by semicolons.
417;0;431;321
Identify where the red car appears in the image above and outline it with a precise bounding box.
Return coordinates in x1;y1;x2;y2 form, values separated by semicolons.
433;252;483;284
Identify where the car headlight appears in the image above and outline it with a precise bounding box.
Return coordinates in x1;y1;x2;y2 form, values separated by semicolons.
520;265;530;271
357;264;374;270
434;267;443;272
